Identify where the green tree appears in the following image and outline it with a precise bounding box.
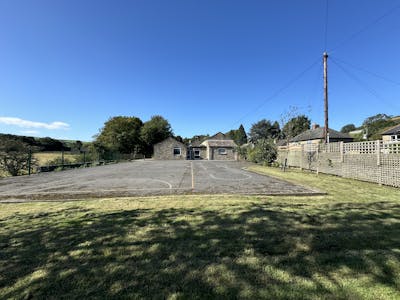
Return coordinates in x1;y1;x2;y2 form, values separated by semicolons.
95;116;143;154
0;137;37;176
282;115;311;139
340;124;356;133
249;119;280;143
235;124;248;145
362;113;395;140
247;139;277;165
140;115;172;155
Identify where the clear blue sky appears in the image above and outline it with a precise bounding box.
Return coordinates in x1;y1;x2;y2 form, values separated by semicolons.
1;0;399;141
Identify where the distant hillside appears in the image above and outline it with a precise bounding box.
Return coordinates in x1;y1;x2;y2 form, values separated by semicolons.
0;133;81;152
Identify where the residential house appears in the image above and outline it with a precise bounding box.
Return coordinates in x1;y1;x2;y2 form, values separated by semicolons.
200;132;238;160
289;125;353;148
381;124;400;142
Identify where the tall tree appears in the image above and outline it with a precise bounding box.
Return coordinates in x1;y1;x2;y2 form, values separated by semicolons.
95;116;143;154
140;115;172;154
249;119;280;143
235;124;248;145
282;115;311;139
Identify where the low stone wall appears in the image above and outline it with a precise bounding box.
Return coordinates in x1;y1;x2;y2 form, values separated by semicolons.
278;141;400;188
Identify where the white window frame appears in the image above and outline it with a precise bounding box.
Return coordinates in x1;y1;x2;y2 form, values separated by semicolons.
194;149;200;158
218;148;227;155
391;135;399;141
173;147;181;156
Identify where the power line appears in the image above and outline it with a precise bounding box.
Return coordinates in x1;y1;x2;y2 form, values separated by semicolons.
230;57;320;127
331;56;400;86
330;2;400;53
331;58;400;110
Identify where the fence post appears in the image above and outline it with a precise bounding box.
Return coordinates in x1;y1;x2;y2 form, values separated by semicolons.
340;141;344;163
28;147;32;176
316;144;320;174
300;144;304;170
376;140;381;166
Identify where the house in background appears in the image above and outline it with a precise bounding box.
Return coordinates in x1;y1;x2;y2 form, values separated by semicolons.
187;138;207;160
200;132;238;160
381;124;400;142
154;132;238;160
289;124;353;147
153;137;187;160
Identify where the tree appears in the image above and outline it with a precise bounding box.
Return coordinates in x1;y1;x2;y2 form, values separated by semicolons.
235;124;248;145
247;139;277;165
362;113;395;140
95;116;143;154
0;137;37;176
140;115;172;155
249;119;280;143
282;115;311;139
225;125;248;146
340;124;356;133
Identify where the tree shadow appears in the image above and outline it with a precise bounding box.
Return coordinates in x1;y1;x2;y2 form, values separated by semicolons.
1;201;400;299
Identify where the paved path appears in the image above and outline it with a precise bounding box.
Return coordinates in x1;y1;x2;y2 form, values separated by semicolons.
0;160;322;201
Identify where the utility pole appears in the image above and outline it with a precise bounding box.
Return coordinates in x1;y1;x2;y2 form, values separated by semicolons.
323;52;329;143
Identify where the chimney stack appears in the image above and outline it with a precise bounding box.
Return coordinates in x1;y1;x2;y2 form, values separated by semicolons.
312;123;320;130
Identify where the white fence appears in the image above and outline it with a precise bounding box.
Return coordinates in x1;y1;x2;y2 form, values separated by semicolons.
278;140;400;188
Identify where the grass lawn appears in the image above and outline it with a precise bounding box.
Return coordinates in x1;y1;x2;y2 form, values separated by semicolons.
1;167;400;299
34;152;80;166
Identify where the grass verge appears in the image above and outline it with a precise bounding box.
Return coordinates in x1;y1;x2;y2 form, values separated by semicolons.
0;167;399;299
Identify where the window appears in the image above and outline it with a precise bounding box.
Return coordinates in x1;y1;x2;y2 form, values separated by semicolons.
194;149;200;158
173;147;181;156
391;135;399;141
218;148;227;155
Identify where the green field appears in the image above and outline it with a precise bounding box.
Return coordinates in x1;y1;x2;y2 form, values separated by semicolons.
1;167;399;299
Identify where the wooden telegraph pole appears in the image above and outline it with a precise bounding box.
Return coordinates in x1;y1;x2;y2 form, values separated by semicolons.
323;52;329;143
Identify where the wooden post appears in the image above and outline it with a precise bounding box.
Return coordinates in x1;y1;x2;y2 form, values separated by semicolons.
300;144;304;170
376;140;381;166
340;141;344;163
323;52;329;143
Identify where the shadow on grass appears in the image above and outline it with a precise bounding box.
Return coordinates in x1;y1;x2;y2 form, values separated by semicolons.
1;201;400;299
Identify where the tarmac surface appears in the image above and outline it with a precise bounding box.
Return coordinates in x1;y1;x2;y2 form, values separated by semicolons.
0;160;322;202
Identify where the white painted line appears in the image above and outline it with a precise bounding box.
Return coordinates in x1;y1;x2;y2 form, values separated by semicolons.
209;173;252;181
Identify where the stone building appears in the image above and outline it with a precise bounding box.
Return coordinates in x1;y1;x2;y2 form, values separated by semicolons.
153;137;187;160
154;132;238;160
200;132;238;160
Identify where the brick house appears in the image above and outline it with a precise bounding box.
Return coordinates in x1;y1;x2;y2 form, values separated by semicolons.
153;137;187;160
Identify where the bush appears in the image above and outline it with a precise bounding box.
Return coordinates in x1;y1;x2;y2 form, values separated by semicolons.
0;138;37;176
247;139;277;165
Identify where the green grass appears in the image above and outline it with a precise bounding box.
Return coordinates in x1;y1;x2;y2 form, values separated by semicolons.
1;167;400;299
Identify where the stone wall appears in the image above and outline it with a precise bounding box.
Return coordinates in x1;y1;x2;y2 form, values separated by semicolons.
210;147;237;160
277;141;400;188
153;137;187;160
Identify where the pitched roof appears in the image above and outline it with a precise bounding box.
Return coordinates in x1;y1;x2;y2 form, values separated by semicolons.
208;132;229;140
154;136;185;146
204;140;237;147
381;124;400;135
290;127;352;142
201;132;237;147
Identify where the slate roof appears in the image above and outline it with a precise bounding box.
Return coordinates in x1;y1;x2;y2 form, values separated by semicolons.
381;124;400;135
290;127;352;142
201;132;237;148
205;140;237;147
